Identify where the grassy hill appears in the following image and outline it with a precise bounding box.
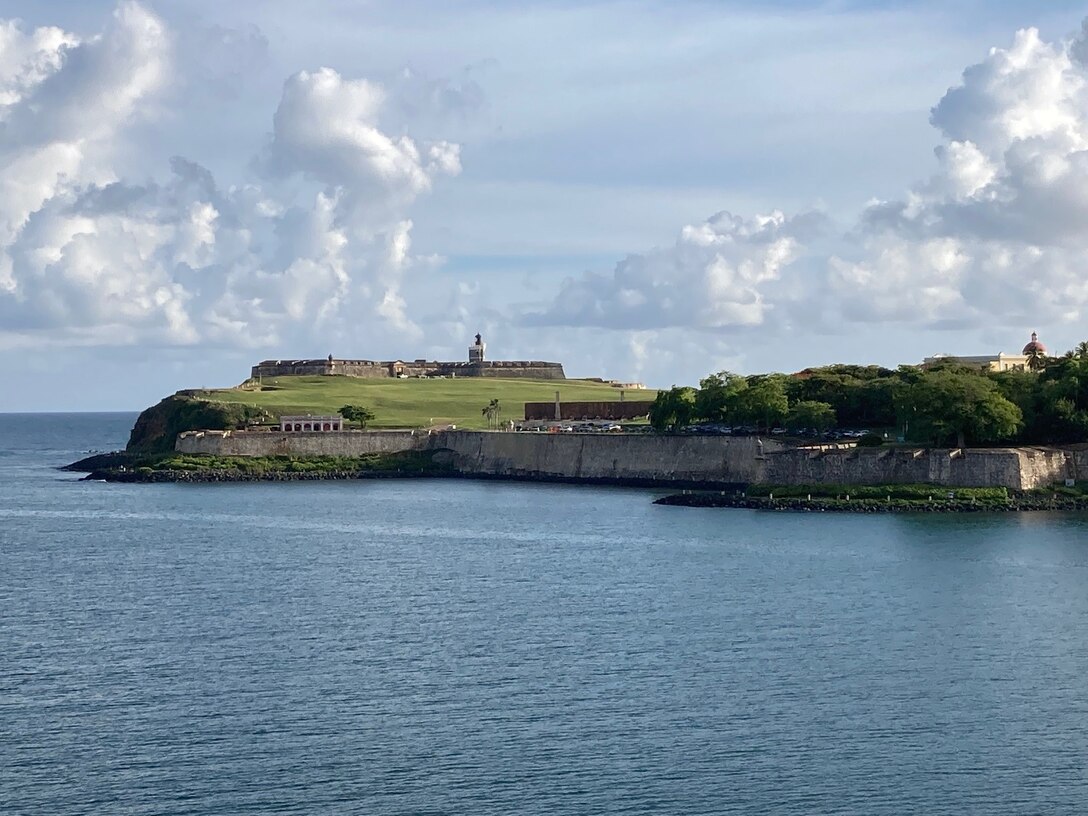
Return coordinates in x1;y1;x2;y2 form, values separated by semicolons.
197;375;656;430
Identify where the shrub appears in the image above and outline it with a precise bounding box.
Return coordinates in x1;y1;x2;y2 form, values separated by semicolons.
747;483;1007;501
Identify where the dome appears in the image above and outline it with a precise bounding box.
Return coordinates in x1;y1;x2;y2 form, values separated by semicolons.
1022;331;1047;355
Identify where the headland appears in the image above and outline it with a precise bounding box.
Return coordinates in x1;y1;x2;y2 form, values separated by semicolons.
64;330;1088;511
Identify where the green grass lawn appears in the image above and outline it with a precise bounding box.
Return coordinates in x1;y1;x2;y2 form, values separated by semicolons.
198;376;657;430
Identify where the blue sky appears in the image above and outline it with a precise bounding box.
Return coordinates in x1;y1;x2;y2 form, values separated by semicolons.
1;0;1087;410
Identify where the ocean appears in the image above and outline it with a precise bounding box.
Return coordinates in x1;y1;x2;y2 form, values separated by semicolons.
3;413;1088;814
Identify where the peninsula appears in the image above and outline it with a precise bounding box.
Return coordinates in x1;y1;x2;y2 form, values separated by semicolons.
67;331;1088;511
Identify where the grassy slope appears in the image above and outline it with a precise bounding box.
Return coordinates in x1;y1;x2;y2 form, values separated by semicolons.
198;376;657;430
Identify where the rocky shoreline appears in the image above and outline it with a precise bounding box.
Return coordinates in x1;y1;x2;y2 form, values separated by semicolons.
654;492;1088;513
65;449;453;484
64;452;1088;513
82;468;442;483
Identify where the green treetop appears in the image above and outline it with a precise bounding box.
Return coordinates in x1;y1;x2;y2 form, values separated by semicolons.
649;386;698;431
339;404;376;428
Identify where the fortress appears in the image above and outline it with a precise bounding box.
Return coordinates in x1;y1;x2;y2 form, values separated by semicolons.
251;334;566;381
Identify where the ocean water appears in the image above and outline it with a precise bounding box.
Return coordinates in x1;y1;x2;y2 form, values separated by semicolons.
3;414;1088;815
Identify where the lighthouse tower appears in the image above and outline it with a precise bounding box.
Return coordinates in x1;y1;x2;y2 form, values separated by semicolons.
469;332;486;363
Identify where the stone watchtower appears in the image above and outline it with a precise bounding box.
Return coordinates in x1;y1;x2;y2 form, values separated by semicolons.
469;332;486;363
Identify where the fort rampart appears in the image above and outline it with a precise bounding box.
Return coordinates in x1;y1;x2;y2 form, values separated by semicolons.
251;359;566;380
176;430;1076;490
762;446;1070;490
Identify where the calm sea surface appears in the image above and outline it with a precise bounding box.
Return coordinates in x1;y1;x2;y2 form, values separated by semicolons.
3;413;1088;814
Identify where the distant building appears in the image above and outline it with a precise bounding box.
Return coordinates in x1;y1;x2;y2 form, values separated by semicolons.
252;333;565;381
922;331;1047;372
922;352;1029;372
1022;331;1048;356
468;333;486;363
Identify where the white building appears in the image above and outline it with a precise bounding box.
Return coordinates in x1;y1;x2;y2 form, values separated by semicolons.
922;332;1048;373
279;415;343;432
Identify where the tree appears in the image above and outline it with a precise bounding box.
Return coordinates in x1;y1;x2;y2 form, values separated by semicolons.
1021;352;1088;442
339;404;375;428
735;375;789;431
895;371;1021;447
649;386;697;431
786;400;836;433
695;371;748;423
482;398;501;430
786;365;898;427
1027;347;1049;372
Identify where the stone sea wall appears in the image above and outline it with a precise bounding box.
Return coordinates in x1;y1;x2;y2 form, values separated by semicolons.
176;429;423;457
433;432;775;485
175;429;1076;490
762;446;1070;490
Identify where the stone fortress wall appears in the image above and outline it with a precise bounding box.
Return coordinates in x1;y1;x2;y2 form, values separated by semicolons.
177;429;423;457
251;359;567;380
762;445;1071;490
251;334;565;381
176;429;1076;491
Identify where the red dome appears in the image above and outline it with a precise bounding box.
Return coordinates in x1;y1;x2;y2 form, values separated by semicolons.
1022;331;1047;355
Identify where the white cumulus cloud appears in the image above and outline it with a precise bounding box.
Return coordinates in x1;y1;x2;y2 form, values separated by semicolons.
533;19;1088;355
824;23;1088;330
0;3;464;353
528;209;818;331
267;67;461;220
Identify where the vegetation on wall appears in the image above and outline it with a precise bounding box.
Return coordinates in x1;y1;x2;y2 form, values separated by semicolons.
650;341;1088;447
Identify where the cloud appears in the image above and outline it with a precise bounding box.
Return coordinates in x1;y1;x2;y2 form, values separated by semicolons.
530;20;1088;349
266;67;460;220
175;21;268;101
0;3;167;253
823;24;1088;329
0;19;76;108
0;1;174;339
3;2;167;149
5;2;1088;380
527;210;821;331
0;3;465;352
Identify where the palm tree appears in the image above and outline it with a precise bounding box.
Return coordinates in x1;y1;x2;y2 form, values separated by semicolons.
1027;348;1048;372
482;398;501;429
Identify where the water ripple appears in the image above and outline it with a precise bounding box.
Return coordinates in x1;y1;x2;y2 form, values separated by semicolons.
2;415;1088;814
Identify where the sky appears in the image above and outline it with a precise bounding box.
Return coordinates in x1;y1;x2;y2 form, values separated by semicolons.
2;0;1088;410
